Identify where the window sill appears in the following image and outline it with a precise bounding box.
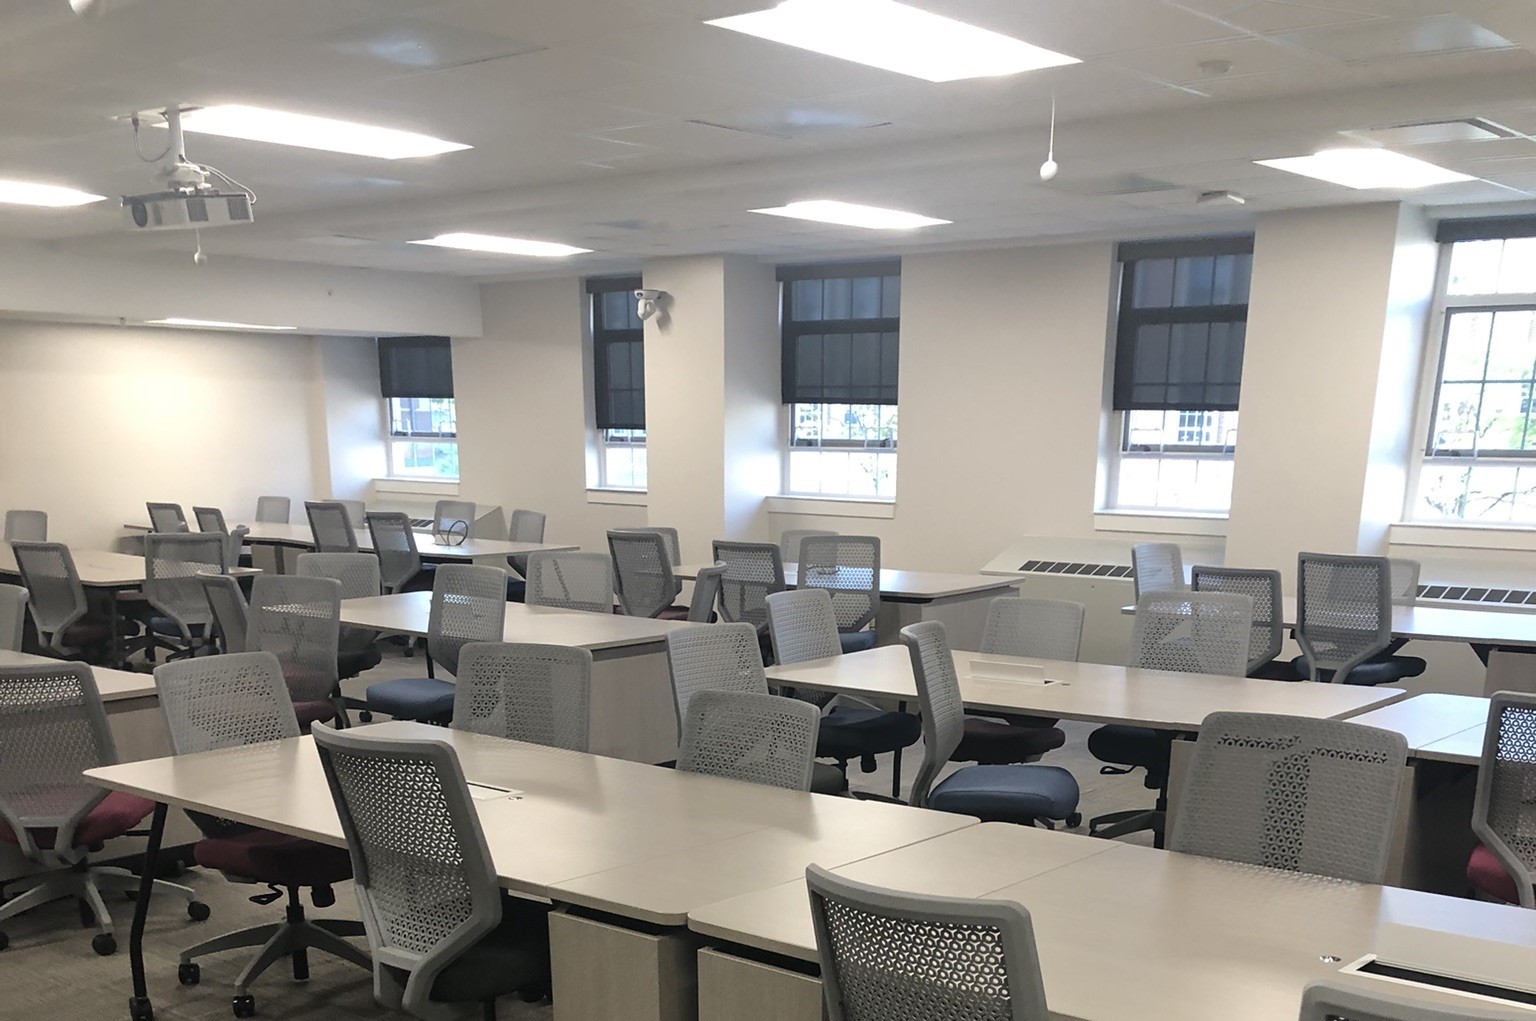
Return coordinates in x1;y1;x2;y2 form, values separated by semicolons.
374;478;460;495
766;495;896;520
1390;521;1536;552
1094;510;1228;537
587;488;648;507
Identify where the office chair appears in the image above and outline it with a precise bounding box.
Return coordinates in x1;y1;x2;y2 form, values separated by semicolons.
336;500;367;528
0;662;205;955
200;574;248;654
902;621;1079;827
1192;565;1300;679
147;501;190;533
1170;711;1406;883
688;563;726;622
798;534;881;653
295;552;385;682
3;508;46;542
1292;553;1425;686
807;863;1050;1021
972;595;1086;728
452;642;591;751
246;574;345;730
665;623;768;728
0;584;26;651
626;525;681;566
313;725;552;1019
1299;978;1532;1020
155;653;367;1017
433;499;476;539
366;511;433;595
193;505;250;568
712;540;785;650
365;564;508;723
1131;541;1185;598
525;552;614;614
1468;692;1536;907
305;501;359;554
505;508;546;601
677;689;820;791
10;541;123;662
608;530;687;619
1087;590;1253;844
1388;558;1421;605
780;528;835;566
193;506;227;533
137;532;227;661
254;496;290;524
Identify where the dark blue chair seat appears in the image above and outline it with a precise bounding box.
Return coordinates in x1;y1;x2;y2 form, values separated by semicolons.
1289;654;1426;686
506;577;527;603
816;706;921;761
838;631;877;654
928;764;1079;824
338;648;382;679
365;676;454;721
429;894;550;1003
148;617;207;639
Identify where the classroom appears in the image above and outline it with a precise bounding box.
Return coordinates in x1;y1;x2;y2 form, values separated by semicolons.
2;2;1536;1020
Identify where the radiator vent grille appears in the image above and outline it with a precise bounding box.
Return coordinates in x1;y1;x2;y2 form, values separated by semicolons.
1017;560;1135;579
1419;584;1536;606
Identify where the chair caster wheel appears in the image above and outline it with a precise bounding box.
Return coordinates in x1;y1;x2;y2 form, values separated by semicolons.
358;711;373;723
187;900;211;921
178;962;201;986
232;994;256;1018
1066;813;1083;828
129;996;155;1021
92;932;117;956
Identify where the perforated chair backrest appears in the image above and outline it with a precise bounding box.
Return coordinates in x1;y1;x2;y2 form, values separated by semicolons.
525;552;614;614
665;622;767;728
799;534;880;634
980;597;1085;661
689;564;726;623
1131;542;1185;599
433;500;475;537
337;500;367;527
144;532;227;634
901;620;967;809
806;863;1050;1021
146;502;188;533
712;540;785;632
428;564;507;676
677;689;819;791
1296;553;1392;684
1388;558;1421;606
627;526;681;565
780;529;836;566
255;495;290;524
507;509;547;578
1191;566;1283;675
297;552;381;599
0;584;26;652
1298;979;1531;1021
3;509;46;542
765;588;842;709
247;574;341;702
365;512;421;593
9;542;87;648
313;724;502;1020
155;651;299;754
452;641;592;752
306;501;359;554
0;662;115;860
1130;590;1252;678
200;574;249;653
1472;691;1536;908
609;530;679;618
1170;711;1406;884
192;505;227;533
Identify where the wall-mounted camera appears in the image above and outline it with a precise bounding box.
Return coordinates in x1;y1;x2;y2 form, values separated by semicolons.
634;289;667;322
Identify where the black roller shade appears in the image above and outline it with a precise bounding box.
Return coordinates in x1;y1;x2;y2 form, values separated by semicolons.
1112;238;1253;412
781;261;901;406
590;275;645;430
1436;216;1536;244
378;336;454;399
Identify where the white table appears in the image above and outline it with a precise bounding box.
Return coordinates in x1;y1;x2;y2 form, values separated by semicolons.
340;593;692;763
1348;693;1489;765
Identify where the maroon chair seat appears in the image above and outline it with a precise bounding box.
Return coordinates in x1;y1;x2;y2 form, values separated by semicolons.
0;791;154;851
1468;843;1521;904
195;830;353;888
293;701;337;730
658;606;691;621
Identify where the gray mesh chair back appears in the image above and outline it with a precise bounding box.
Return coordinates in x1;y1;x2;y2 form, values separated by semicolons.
1299;979;1531;1021
1388;558;1421;605
255;496;290;524
712;540;785;632
0;584;26;652
628;526;681;566
312;725;502;1020
1170;711;1406;884
525;552;613;614
901;621;970;809
433;500;475;538
507;509;547;577
428;564;507;676
144;532;227;637
200;574;249;653
689;564;726;623
806;863;1050;1021
677;689;819;791
193;506;246;566
799;534;880;635
765;588;842;709
980;597;1085;661
365;512;422;593
337;500;367;528
1131;542;1185;599
3;509;47;542
609;530;680;618
146;502;189;533
9;542;88;651
1296;553;1392;685
0;662;115;863
1130;591;1252;678
453;642;592;751
192;506;227;533
305;501;359;554
1472;692;1536;908
297;552;381;600
1191;567;1283;675
155;652;300;754
247;574;341;703
780;529;836;565
665;622;768;728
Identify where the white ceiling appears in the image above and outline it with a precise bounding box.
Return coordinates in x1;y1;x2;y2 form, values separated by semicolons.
6;0;1536;279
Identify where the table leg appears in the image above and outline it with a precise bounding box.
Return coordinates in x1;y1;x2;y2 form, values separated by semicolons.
128;802;167;1021
110;589;123;669
891;700;907;800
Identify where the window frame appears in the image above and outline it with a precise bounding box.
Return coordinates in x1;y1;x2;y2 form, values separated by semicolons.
383;395;460;482
587;276;647;490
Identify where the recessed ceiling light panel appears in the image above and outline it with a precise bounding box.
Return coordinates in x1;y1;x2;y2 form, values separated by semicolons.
707;0;1079;82
175;105;471;159
0;179;106;207
149;318;298;332
751;199;950;230
1254;148;1474;189
410;233;593;257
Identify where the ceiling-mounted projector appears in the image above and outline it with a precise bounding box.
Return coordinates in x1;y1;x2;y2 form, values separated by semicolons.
121;105;255;232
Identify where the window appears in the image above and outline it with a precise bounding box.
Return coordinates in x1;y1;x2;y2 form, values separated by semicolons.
780;261;900;498
1107;237;1253;513
378;336;458;480
1412;224;1536;522
589;276;647;489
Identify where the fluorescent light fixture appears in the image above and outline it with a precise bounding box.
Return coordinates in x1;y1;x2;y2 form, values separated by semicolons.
1254;148;1474;189
707;0;1079;82
149;318;298;332
0;179;106;207
410;233;593;257
750;199;950;230
174;105;470;159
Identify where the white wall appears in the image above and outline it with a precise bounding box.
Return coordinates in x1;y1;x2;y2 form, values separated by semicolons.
311;336;387;502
